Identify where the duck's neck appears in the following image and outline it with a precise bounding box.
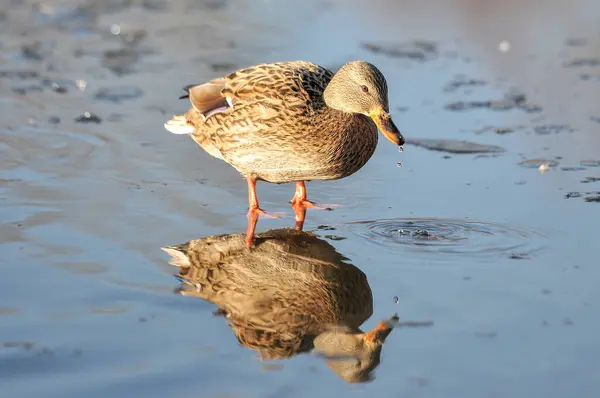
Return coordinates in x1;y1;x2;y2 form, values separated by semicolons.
312;107;378;177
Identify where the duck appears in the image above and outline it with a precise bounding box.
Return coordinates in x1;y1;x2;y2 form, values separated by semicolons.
161;228;398;382
164;61;405;247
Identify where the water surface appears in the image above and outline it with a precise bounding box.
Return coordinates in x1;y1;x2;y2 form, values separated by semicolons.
1;0;600;397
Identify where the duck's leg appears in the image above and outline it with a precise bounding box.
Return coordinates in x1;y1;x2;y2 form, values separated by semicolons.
290;181;334;231
292;204;308;231
290;182;333;210
245;176;280;248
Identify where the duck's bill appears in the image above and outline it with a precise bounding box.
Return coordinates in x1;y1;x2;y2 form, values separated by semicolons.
371;111;405;147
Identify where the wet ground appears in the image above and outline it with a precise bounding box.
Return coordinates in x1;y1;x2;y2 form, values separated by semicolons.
1;0;600;396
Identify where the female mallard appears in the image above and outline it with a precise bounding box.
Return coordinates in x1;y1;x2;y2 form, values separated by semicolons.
165;61;404;247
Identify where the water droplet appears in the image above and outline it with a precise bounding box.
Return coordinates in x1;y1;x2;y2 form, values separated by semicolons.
111;24;121;35
393;296;399;304
75;79;87;91
498;40;511;53
398;145;404;152
396;162;403;168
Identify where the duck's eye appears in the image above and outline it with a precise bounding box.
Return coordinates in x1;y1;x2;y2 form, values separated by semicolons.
361;85;369;93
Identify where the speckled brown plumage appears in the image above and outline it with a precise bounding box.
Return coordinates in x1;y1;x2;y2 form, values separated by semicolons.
182;62;381;182
165;60;404;247
162;229;372;356
162;228;397;382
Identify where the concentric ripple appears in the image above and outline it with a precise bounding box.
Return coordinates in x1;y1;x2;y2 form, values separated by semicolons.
347;218;546;259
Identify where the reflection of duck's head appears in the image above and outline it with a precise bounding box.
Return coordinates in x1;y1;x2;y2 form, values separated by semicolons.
313;315;399;383
162;228;396;382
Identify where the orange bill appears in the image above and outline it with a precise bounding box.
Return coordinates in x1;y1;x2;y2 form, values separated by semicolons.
370;109;405;147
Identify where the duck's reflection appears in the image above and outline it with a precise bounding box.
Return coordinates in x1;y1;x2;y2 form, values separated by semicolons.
162;228;397;383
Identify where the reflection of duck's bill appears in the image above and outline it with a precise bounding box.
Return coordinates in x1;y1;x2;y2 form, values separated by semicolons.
363;314;399;343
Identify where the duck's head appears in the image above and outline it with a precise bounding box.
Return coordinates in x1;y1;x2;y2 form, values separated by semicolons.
324;61;405;147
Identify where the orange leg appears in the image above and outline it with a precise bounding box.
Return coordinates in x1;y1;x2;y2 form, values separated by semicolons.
245;177;280;248
292;205;308;231
290;182;333;210
290;181;333;231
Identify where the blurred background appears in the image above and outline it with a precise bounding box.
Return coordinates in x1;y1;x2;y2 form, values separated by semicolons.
1;0;599;397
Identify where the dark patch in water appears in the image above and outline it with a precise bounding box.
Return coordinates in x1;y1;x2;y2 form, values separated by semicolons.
565;58;600;67
565;38;588;47
509;252;530;260
142;0;168;11
211;62;237;72
446;91;542;113
581;177;600;183
561;166;587;172
477;124;575;136
103;48;140;75
443;76;487;92
474;154;503;160
317;225;336;231
580;160;600;167
406;138;505;154
12;85;44;95
0;70;40;79
361;40;438;61
475;125;524;135
39;78;76;92
21;41;53;61
518;159;559;168
95;86;144;102
75;112;102;124
324;235;346;241
187;0;230;10
52;84;68;93
565;191;600;202
101;46;153;75
2;341;35;350
533;125;574;135
580;73;600;81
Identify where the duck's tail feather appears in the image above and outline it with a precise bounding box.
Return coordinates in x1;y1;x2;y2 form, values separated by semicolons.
178;84;199;100
164;114;195;135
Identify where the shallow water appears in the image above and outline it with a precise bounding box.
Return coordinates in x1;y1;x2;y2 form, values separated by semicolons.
1;0;600;396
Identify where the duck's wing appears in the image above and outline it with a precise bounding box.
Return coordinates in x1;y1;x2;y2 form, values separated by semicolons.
220;61;333;109
185;79;229;117
181;61;333;119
